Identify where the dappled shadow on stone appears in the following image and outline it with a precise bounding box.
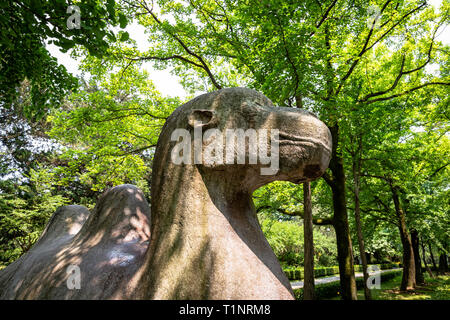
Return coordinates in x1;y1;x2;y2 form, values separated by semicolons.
0;185;151;299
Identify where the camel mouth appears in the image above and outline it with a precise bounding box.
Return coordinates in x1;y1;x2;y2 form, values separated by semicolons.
277;132;332;155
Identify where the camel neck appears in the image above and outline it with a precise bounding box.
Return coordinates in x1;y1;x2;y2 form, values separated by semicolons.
141;164;294;299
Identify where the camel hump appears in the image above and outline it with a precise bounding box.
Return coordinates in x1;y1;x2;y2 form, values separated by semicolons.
35;205;90;246
75;184;151;244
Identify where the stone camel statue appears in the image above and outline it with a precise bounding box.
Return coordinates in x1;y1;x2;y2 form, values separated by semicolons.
0;88;332;299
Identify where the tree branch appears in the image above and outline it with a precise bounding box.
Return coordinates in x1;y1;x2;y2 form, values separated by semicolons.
360;207;398;226
107;144;156;157
365;1;428;53
363;81;450;104
309;0;338;37
139;0;222;89
335;0;393;96
335;1;428;97
429;163;449;178
358;55;406;102
358;22;441;103
276;15;300;97
126;55;204;69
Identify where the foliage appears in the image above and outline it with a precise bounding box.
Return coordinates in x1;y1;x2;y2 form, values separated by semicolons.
353;103;450;258
0;0;129;118
0;168;69;265
118;0;449;111
0;1;448;294
260;217;338;268
0;80;57;181
47;66;179;193
260;218;303;267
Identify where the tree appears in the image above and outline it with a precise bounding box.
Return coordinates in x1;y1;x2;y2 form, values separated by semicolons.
302;182;316;300
255;180;338;268
359;108;449;290
0;168;69;265
48;65;179;193
0;0;128;118
350;132;372;299
411;229;425;284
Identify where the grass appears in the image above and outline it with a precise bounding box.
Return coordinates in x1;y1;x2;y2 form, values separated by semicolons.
352;273;450;300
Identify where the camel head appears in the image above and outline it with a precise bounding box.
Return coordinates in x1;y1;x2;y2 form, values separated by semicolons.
154;87;331;193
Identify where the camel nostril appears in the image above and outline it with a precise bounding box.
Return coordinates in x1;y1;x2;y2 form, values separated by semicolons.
304;164;322;179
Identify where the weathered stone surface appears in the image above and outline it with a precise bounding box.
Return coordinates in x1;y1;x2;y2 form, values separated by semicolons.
0;185;150;299
137;87;332;299
0;87;331;300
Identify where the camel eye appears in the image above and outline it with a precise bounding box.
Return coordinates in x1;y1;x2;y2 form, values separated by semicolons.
188;109;218;129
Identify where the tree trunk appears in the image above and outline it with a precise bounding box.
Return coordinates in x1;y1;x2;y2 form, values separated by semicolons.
327;125;357;300
352;156;371;300
321;26;356;300
428;242;438;270
303;182;315;300
410;229;424;285
438;253;448;274
420;237;434;278
391;186;415;291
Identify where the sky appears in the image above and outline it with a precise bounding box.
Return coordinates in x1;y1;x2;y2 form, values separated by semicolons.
47;21;189;98
46;0;449;99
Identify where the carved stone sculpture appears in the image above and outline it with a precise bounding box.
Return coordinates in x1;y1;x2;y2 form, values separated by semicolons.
0;88;331;299
0;186;150;299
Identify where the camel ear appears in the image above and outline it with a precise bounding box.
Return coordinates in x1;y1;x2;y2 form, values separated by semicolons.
188;109;218;128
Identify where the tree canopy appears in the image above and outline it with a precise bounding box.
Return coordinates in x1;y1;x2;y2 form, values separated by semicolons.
0;0;448;300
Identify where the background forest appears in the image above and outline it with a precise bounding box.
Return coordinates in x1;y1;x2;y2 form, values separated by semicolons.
0;0;448;300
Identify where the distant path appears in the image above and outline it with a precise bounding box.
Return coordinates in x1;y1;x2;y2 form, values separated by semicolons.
290;268;401;289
